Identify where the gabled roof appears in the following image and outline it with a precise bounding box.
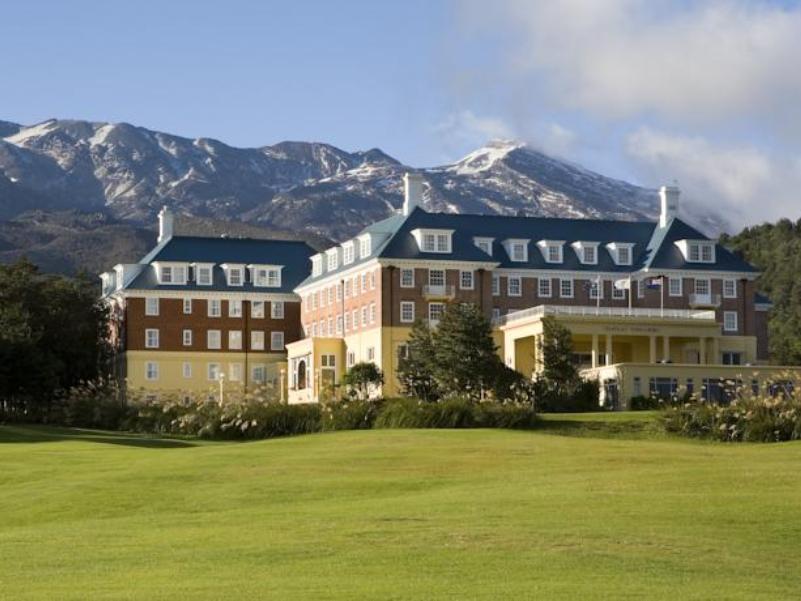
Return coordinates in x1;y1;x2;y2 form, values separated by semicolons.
124;236;314;294
643;218;756;273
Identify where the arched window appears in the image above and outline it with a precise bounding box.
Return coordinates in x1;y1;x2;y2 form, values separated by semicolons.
297;359;307;390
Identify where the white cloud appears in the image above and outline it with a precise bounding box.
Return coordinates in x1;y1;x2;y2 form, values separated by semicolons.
626;127;801;229
433;110;514;155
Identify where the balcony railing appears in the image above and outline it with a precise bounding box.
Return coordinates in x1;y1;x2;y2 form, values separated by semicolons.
422;284;456;299
493;304;717;327
689;293;722;308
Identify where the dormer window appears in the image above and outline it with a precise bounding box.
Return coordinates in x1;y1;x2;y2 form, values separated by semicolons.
251;265;281;288
412;228;453;253
222;264;245;287
572;241;599;265
342;241;355;265
311;255;323;277
537;240;565;264
326;249;339;271
194;263;213;286
676;240;716;264
503;239;529;262
359;235;372;258
474;237;494;255
155;262;188;285
606;243;634;266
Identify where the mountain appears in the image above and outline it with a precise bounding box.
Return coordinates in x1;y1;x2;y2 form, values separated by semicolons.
0;117;689;273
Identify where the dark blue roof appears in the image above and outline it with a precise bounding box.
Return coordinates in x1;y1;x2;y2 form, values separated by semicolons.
127;236;313;294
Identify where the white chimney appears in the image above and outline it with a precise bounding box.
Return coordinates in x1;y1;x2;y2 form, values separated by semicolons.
157;206;174;243
402;172;424;216
659;185;680;228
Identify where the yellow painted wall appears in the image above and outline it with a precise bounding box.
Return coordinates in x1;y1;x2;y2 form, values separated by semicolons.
124;350;286;395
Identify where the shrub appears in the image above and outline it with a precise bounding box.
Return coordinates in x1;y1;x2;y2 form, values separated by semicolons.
630;395;660;411
374;397;536;430
321;398;382;431
342;363;384;400
52;377;131;429
537;379;600;413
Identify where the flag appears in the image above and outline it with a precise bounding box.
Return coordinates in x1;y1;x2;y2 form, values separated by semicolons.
583;276;601;291
646;276;663;289
614;278;630;291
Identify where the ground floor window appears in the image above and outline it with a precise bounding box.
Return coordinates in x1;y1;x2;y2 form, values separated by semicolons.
428;302;445;323
603;379;619;410
571;352;593;366
649;377;677;399
252;364;266;384
145;361;159;381
722;351;742;365
207;363;221;382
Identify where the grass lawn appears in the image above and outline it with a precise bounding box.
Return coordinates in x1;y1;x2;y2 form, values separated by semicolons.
1;418;801;600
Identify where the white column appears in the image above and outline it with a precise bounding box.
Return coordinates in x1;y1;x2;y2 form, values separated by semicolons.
649;335;656;364
662;335;670;363
605;334;613;366
591;334;599;368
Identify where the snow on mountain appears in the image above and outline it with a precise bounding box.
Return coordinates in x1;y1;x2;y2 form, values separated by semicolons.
0;118;676;245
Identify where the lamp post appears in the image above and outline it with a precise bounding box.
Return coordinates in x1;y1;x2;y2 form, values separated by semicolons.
218;372;226;405
280;368;286;403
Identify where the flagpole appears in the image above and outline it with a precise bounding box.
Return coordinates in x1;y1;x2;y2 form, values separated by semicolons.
596;276;601;315
660;275;664;317
628;275;632;314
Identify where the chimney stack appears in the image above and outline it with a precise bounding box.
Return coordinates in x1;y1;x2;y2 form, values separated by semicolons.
402;172;424;216
658;185;680;228
158;206;174;243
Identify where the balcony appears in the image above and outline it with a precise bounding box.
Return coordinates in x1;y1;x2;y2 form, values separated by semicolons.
689;293;722;308
494;304;717;327
423;284;456;299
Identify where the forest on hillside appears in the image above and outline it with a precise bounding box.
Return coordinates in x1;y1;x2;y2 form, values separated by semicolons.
721;219;801;365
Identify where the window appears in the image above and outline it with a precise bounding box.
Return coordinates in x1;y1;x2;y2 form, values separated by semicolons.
510;242;527;262
254;267;281;287
436;233;449;252
492;307;501;321
227;267;243;286
252;365;266;383
207;363;221;381
369;302;376;324
145;329;159;349
251;331;265;351
723;279;737;299
361;273;368;293
583;246;596;264
475;238;492;254
251;301;265;318
182;362;192;379
668;277;682;297
327;286;334;305
343;242;355;265
344;280;351;298
228;330;242;350
336;283;343;301
207;330;221;350
722;351;742;366
723;311;738;332
352;309;359;329
429;302;445;323
182;329;192;347
145;297;159;316
336;316;343;334
617;247;631;265
271;331;285;351
208;299;221;317
160;265;173;284
695;278;710;296
361;305;368;327
419;230;451;253
196;265;213;286
589;279;603;299
327;251;338;271
649;377;678;399
183;298;192;314
229;363;242;382
633;377;641;397
508;276;522;297
560;279;573;298
311;257;322;277
271;301;284;319
311;292;318;310
685;241;715;263
229;299;242;318
701;245;713;262
612;284;626;300
538;278;551;297
328;316;334;333
366;346;376;362
347;350;356;368
460;270;474;290
547;245;561;263
492;275;500;296
400;268;414;288
344;312;350;331
322;354;336;368
400;301;415;323
428;269;445;286
360;236;371;258
145;361;159;381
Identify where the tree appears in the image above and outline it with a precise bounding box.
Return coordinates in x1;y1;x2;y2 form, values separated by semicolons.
397;318;439;401
536;316;591;411
342;362;384;400
431;303;501;400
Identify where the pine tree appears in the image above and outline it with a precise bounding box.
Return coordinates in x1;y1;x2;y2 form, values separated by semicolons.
398;318;439;401
537;316;580;408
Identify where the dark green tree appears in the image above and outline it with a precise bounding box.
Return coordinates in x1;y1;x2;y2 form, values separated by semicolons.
535;316;585;411
397;318;439;401
342;362;384;400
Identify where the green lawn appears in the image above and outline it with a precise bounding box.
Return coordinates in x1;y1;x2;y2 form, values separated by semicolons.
1;420;800;600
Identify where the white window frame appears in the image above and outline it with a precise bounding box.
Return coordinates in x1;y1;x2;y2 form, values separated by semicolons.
207;363;221;382
460;270;474;290
208;299;221;318
251;330;265;351
182;329;192;347
225;265;244;287
508;276;522;297
723;311;738;332
428;269;445;286
195;264;213;286
695;278;711;296
229;363;242;382
589;279;603;300
492;274;500;296
145;361;159;381
271;331;285;351
474;237;494;255
182;362;192;379
537;240;565;264
413;228;453;253
359;235;372;258
271;301;284;319
400;301;415;323
612;285;626;300
723;279;737;299
251;300;265;318
668;277;683;297
145;297;159;316
228;330;242;350
145;328;159;349
538;278;551;298
428;302;445;323
606;242;635;266
342;241;355;265
228;299;243;318
400;268;414;288
183;298;192;314
326;249;339;271
207;330;222;350
505;239;529;262
560;278;573;298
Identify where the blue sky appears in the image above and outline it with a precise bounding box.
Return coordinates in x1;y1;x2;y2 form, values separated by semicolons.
3;0;801;227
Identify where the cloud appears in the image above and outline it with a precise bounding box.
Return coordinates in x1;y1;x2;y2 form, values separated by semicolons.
433;110;514;155
626;127;801;229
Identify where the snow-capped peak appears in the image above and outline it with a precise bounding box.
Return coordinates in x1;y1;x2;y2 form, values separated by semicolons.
447;139;525;175
3;119;58;145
